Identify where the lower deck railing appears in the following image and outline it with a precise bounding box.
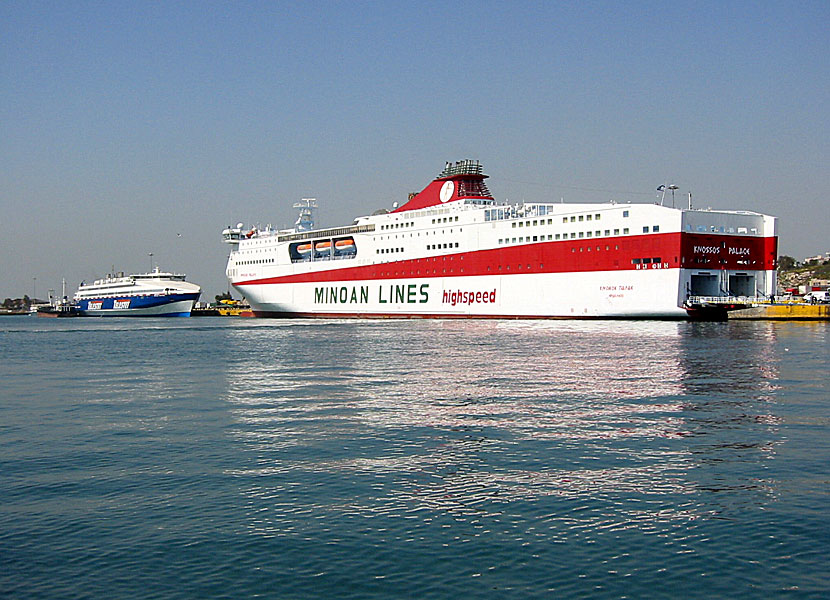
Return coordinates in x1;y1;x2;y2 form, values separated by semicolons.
685;295;767;307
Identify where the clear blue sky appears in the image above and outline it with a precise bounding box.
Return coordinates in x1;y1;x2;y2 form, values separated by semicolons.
2;1;828;300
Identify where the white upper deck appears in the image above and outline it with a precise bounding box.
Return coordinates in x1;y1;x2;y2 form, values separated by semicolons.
75;267;199;299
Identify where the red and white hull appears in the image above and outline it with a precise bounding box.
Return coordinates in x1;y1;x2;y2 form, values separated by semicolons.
224;161;777;320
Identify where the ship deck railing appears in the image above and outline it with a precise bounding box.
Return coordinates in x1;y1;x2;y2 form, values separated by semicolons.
685;295;768;307
278;224;375;243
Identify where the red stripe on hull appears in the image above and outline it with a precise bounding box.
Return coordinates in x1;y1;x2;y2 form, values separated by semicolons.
236;233;776;287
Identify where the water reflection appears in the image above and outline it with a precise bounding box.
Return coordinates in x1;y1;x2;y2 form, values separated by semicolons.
221;319;782;537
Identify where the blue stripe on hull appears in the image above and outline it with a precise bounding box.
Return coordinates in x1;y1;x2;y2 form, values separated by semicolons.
77;294;199;317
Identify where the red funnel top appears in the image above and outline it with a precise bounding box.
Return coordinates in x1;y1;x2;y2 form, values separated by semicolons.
392;160;492;213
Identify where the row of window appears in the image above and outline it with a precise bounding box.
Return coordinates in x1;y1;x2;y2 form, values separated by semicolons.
571;245;620;253
485;213;608;226
686;224;758;234
483;205;600;222
513;218;557;227
509;220;659;235
498;229;631;244
564;213;604;223
378;241;463;255
501;235;551;244
380;222;414;230
381;215;462;230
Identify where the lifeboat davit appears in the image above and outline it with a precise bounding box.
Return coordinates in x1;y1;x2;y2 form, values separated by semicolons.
315;241;332;252
335;239;355;251
296;243;312;255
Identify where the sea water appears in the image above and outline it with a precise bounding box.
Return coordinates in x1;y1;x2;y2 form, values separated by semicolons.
1;317;827;599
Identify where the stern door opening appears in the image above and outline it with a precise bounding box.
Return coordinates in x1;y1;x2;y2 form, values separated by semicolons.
728;274;755;297
690;274;719;297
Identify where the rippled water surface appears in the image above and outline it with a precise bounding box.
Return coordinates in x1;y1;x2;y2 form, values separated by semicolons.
1;317;828;598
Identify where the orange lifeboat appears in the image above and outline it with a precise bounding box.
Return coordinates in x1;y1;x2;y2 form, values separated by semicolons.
296;243;312;255
335;239;355;251
315;241;332;253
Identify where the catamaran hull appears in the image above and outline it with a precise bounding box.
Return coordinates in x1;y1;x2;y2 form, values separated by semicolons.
77;295;200;317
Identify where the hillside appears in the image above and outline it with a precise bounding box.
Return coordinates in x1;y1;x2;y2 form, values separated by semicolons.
777;258;830;290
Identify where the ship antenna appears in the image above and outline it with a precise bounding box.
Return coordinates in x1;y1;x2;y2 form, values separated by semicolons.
668;184;679;208
657;184;666;205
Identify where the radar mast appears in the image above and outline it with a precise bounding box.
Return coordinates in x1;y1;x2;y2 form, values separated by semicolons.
293;198;318;232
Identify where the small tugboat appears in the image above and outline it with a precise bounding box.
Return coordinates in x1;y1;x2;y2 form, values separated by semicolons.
36;302;80;318
36;280;80;318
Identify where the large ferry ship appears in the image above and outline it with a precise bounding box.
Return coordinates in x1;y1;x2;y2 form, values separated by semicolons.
74;267;201;317
222;160;777;320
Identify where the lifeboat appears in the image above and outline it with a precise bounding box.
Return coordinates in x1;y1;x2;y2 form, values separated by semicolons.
296;243;312;255
315;241;332;253
335;239;356;252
